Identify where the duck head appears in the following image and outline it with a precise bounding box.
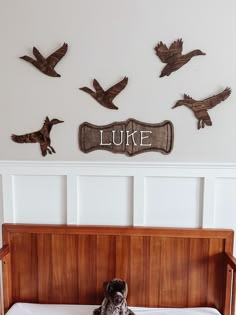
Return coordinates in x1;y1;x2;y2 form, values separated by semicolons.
172;100;186;108
192;49;206;56
50;119;64;125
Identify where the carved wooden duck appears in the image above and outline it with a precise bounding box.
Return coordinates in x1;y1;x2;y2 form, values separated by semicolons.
20;43;68;77
11;116;64;156
172;87;231;129
80;77;128;110
155;39;205;77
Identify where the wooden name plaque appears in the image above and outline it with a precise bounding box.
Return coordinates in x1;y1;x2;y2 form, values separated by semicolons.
79;119;174;156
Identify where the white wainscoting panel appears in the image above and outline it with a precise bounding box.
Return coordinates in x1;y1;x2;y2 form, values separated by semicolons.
0;176;3;221
1;162;236;252
13;175;67;224
0;175;3;245
78;176;133;225
145;177;203;227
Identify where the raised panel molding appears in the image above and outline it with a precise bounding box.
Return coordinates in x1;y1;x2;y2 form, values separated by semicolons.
145;177;202;228
78;176;133;225
0;161;236;252
1;175;14;223
13;175;67;224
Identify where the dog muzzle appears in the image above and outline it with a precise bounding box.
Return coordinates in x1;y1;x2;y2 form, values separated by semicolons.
113;292;124;306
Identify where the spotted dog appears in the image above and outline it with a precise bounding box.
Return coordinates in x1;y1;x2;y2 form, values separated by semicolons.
94;278;135;315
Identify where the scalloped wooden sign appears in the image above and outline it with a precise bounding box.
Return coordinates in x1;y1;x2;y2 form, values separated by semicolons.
79;118;174;156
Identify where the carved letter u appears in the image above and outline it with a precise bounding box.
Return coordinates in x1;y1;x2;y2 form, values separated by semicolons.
112;130;124;145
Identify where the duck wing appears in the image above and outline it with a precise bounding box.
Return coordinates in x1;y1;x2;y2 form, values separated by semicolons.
33;47;46;63
184;94;196;102
169;39;183;56
155;42;170;63
93;79;104;93
203;87;231;109
155;39;182;63
105;77;128;101
11;132;40;143
46;43;68;68
41;116;50;129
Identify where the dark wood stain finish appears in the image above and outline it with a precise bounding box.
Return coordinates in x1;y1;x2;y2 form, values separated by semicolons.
172;87;232;129
20;43;68;77
80;77;128;110
11;116;64;157
154;39;205;77
79;119;174;156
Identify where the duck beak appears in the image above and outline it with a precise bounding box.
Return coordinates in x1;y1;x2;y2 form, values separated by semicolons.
172;102;182;108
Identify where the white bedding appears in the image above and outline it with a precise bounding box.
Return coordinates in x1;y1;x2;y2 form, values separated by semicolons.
5;303;222;315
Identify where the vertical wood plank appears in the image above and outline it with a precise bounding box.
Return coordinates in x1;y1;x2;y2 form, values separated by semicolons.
160;238;189;307
187;239;209;306
11;233;38;303
129;236;150;306
115;236;131;283
148;236;162;306
37;234;52;303
231;271;236;315
96;235;116;303
51;234;78;303
2;227;12;313
78;235;97;304
208;239;224;312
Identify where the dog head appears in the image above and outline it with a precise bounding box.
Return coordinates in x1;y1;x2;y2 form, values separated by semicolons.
103;278;128;306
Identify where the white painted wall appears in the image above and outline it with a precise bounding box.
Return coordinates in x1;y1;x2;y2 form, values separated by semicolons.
0;0;235;161
0;2;236;255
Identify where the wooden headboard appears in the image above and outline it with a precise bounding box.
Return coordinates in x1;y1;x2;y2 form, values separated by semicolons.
0;224;236;315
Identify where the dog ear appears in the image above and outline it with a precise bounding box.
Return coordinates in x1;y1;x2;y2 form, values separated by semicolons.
103;281;110;298
123;281;128;298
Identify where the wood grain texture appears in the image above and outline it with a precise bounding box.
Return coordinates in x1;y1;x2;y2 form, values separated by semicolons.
160;238;189;307
0;244;10;315
79;119;174;156
11;233;38;303
11;116;64;157
1;224;234;315
20;43;68;77
207;239;225;310
188;239;209;306
172;87;232;129
154;39;205;77
80;77;128;110
0;244;9;260
224;252;236;315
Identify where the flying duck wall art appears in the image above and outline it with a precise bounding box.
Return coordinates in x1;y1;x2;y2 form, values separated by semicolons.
172;87;232;129
20;43;68;77
80;77;128;110
11;116;64;156
155;39;206;77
